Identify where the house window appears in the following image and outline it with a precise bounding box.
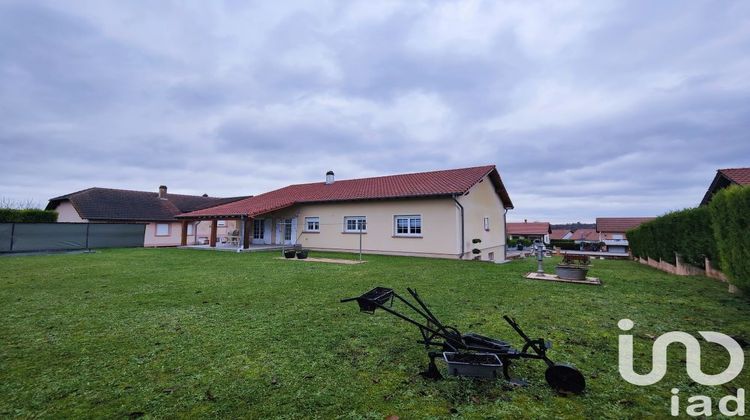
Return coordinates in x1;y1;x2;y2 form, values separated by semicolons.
155;223;170;236
186;223;194;235
344;216;366;232
483;217;490;231
305;217;320;232
218;220;226;227
394;215;421;236
253;219;264;239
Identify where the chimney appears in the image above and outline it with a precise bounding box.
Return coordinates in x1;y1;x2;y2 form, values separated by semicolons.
524;219;527;223
158;185;167;199
325;170;335;185
202;193;208;197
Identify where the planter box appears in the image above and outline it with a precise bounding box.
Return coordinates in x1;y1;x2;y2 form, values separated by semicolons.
284;250;296;259
555;265;589;280
443;352;503;378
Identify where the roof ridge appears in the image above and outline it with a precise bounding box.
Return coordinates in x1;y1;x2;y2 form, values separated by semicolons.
284;164;496;188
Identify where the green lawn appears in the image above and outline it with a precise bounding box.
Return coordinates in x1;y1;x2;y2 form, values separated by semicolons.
0;249;748;418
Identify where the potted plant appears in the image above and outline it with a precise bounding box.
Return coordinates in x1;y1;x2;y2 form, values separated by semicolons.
296;249;309;259
555;254;590;280
284;249;296;259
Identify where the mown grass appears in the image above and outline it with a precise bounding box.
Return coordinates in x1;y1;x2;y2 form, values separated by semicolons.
0;248;748;419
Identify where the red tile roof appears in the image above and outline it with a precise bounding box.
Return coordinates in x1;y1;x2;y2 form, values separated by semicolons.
180;165;513;218
596;217;655;233
550;229;571;240
570;228;598;241
507;222;551;235
719;168;750;185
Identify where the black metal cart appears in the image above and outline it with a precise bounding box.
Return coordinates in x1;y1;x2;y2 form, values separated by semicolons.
341;287;586;394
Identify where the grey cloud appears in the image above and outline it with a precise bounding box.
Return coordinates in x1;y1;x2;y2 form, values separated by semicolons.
0;0;749;223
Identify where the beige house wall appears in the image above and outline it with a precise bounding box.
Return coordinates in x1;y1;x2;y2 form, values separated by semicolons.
456;174;507;261
54;200;87;222
260;198;461;258
255;174;508;261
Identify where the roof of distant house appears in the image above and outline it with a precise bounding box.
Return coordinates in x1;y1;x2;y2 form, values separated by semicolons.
700;167;750;205
550;229;571;240
596;217;655;233
47;187;249;222
179;165;513;218
507;221;551;235
570;228;598;241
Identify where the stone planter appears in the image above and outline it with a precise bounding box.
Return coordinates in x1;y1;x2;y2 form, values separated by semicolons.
555;264;589;280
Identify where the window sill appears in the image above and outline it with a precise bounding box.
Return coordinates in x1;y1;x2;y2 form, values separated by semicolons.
393;235;423;238
302;231;320;234
342;231;367;234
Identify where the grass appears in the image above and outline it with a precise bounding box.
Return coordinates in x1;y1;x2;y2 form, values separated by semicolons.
0;248;748;419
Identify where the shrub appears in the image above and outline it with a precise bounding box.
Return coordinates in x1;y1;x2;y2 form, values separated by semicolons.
508;237;533;247
0;208;58;223
709;185;750;294
628;206;716;267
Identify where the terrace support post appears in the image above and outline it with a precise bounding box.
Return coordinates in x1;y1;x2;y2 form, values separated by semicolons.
243;217;252;249
210;219;218;248
181;221;189;246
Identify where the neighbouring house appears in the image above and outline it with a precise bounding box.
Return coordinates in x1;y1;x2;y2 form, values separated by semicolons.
569;228;600;250
46;186;249;247
177;165;514;261
595;217;655;254
700;167;750;205
550;229;573;240
506;220;551;244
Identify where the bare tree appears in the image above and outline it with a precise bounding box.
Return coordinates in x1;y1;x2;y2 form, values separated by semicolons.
0;197;44;210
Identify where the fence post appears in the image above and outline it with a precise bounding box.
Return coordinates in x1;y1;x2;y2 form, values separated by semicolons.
9;223;15;252
85;223;90;251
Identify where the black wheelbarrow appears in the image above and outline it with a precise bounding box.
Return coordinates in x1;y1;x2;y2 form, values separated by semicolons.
341;287;586;394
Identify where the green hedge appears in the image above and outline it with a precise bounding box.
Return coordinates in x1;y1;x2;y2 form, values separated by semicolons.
0;208;58;223
550;239;578;250
709;186;750;294
628;206;717;267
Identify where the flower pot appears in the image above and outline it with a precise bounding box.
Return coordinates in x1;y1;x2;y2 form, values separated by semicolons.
284;250;296;259
296;250;308;259
555;264;589;280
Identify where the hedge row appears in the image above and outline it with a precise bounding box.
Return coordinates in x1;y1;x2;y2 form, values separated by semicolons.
709;186;750;294
628;185;749;294
550;239;579;250
628;206;716;267
0;208;58;223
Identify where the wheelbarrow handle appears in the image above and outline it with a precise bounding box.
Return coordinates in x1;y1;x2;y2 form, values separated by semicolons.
340;297;358;303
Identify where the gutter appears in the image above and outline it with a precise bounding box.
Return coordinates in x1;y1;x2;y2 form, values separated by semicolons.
452;195;465;259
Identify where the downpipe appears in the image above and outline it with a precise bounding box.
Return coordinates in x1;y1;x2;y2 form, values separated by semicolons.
453;195;465;259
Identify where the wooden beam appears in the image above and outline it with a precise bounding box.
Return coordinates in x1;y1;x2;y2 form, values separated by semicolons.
243;218;252;249
180;220;189;246
210;219;218;247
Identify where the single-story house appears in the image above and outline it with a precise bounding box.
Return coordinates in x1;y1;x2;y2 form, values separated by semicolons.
595;217;655;253
506;221;551;244
177;165;514;261
46;186;249;247
700;167;750;205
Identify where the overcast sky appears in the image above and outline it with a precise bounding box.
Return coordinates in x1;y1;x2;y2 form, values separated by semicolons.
1;1;749;223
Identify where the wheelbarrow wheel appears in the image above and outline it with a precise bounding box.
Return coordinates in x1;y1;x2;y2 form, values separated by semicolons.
545;364;585;395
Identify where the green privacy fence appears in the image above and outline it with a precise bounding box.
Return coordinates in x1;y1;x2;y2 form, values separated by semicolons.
0;223;146;253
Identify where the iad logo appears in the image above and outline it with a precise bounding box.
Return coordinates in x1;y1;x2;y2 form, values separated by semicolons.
618;319;745;417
